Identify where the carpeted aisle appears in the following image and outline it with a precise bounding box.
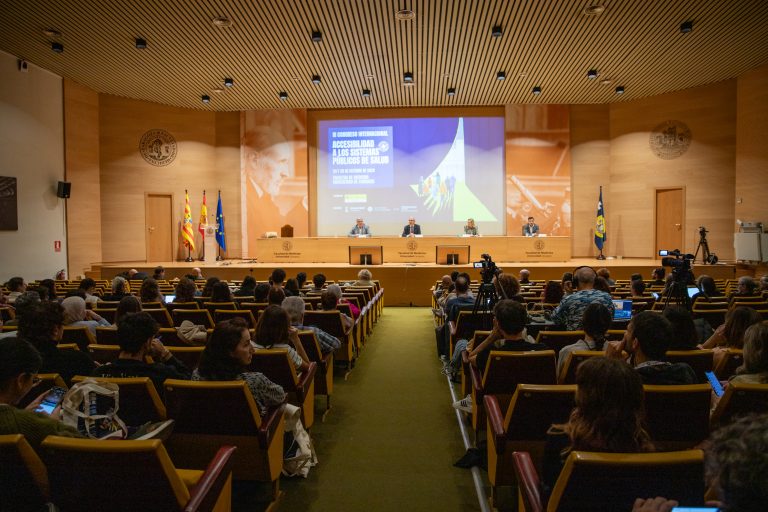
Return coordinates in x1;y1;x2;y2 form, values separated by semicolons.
280;307;483;511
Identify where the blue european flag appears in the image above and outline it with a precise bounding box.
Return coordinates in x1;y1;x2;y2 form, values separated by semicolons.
215;192;226;251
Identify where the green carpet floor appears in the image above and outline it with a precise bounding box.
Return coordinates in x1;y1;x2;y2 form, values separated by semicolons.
279;307;484;511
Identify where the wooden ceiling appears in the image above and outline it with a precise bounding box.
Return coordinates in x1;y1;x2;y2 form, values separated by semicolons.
1;0;767;111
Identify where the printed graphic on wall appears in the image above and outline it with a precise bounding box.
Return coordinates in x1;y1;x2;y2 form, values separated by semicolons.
0;177;18;230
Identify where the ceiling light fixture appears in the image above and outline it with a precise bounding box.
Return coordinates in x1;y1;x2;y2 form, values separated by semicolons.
51;42;64;53
447;87;456;97
680;20;693;33
201;95;211;104
362;89;371;97
496;71;506;81
42;28;61;38
600;78;613;85
403;72;414;83
587;69;598;79
135;37;147;49
212;16;232;28
532;86;542;95
395;9;415;21
365;74;375;79
491;26;503;38
224;77;234;87
212;88;225;94
311;30;322;43
615;86;625;94
583;5;606;15
312;75;321;85
279;91;288;101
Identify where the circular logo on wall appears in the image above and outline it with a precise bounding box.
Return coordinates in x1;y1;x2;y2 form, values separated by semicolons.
406;240;418;251
139;129;178;166
649;120;691;160
282;241;293;251
534;240;545;250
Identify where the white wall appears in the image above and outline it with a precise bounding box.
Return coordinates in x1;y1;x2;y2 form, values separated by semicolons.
0;51;67;283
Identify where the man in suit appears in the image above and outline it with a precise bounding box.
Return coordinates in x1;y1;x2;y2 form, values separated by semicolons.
402;217;422;237
348;217;371;236
522;216;539;236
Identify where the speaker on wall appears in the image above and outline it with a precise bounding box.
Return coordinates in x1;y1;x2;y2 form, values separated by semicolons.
56;181;71;198
360;254;372;265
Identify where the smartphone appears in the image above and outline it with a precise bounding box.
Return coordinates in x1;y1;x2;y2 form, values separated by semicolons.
35;386;66;415
705;371;724;397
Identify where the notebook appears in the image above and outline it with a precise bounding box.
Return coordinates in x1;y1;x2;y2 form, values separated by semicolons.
612;299;633;321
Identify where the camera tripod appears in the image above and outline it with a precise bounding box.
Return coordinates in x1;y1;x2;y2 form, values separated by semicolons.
662;278;692;311
694;227;718;265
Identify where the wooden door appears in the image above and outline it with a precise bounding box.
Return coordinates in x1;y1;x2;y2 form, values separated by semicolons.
655;188;684;255
145;194;173;262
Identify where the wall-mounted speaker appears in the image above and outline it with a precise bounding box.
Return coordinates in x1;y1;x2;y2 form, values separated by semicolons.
360;254;372;265
56;181;71;198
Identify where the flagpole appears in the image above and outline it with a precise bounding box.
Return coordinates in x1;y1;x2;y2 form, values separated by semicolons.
596;248;605;260
184;189;193;262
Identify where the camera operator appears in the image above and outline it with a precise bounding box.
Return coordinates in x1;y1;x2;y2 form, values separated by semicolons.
551;267;614;330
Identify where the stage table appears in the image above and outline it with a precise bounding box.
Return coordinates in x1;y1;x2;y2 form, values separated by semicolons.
253;236;571;264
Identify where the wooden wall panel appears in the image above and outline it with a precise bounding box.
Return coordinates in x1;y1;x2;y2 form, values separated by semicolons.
64;79;102;277
570;104;610;258
99;95;240;263
608;80;736;260
736;62;768;226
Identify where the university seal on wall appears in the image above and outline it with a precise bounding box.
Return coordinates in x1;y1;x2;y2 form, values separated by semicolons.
649;120;691;160
139;129;178;166
406;240;418;251
534;240;545;250
282;241;293;251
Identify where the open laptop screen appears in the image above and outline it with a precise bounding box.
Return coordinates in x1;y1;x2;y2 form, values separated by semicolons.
612;299;633;321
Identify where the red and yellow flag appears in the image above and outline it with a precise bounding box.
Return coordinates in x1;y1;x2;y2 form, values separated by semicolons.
198;190;208;236
182;190;196;251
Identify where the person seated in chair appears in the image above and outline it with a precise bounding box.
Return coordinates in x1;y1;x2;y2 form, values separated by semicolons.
307;273;326;295
650;267;666;286
102;276;129;302
463;218;478;236
605;311;697;385
252;305;311;374
234;276;257;300
92;312;191;393
522;216;539;237
318;291;354;335
730;276;760;299
78;278;101;305
5;277;27;304
348;217;371;237
351;268;373;287
556;303;612;376
401;217;421;237
61;296;111;336
282;296;343;352
551;267;614;331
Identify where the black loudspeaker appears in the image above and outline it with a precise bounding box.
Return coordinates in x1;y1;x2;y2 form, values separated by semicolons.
360;254;372;265
56;181;71;198
447;253;459;265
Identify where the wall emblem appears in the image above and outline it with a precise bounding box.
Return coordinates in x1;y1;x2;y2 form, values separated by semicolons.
534;240;545;250
649;120;691;160
406;240;418;251
282;241;293;251
139;129;178;166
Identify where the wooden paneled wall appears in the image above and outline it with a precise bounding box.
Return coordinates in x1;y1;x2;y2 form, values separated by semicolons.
98;95;240;263
736;62;768;225
64;79;101;277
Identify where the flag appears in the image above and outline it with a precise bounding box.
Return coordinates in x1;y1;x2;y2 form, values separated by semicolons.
198;190;208;237
594;186;606;251
215;191;226;251
182;190;196;251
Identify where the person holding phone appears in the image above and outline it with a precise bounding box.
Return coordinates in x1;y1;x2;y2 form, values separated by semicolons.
0;338;83;450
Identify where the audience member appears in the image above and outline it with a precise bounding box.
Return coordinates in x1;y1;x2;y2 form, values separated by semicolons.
319;291;354;333
551;267;614;330
731;276;759;298
651;267;665;286
139;277;164;304
691;275;719;302
5;277;26;303
2;291;41;328
541;280;564;305
193;317;285;416
234;276;257;299
61;296;110;336
34;285;51;302
351;268;373;287
561;272;574;296
630;279;646;297
269;268;287;287
596;267;615;287
152;265;165;281
92;312;190;393
296;272;308;290
518;269;531;284
18;302;95;385
174;277;198;303
102;276;129;302
436;276;474;359
210;281;233;302
606;311;697;385
115;295;142;324
252;305;310;373
593;276;611;293
0;337;83;451
326;284;360;318
268;286;286;306
201;277;220;297
434;274;453;301
78;278;99;304
38;279;59;302
284;278;301;297
557;303;612;375
128;268;149;281
191;267;204;280
542;357;653;498
662;306;699;350
310;273;326;293
630;273;643;282
495;273;524;303
701;307;761;350
254;283;271;302
760;275;768;293
729;322;768;384
284;295;343;351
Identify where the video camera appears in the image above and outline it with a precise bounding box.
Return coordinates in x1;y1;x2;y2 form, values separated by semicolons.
473;253;499;284
659;249;694;282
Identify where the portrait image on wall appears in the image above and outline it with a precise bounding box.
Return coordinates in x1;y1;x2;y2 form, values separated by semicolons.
0;177;18;231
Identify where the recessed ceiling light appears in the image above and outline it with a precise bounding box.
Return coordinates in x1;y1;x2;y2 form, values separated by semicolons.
311;30;322;43
135;38;147;49
491;26;503;38
583;5;606;15
600;78;613;85
212;16;232;28
312;75;321;85
279;91;288;101
365;74;375;80
395;9;415;21
224;77;234;87
518;72;528;78
42;28;61;38
447;87;456;97
587;69;598;79
212;88;225;94
51;42;64;53
403;72;414;83
442;73;451;79
532;86;542;95
201;95;211;104
680;20;693;33
497;71;506;81
615;86;625;94
362;89;371;97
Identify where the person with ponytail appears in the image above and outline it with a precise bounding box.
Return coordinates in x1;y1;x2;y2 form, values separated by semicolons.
556;303;612;376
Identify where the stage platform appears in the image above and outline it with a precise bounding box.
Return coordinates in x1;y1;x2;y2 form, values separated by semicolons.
94;258;737;307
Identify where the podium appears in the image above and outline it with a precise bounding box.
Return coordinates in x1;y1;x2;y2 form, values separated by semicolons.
202;226;217;262
349;245;383;265
436;245;470;265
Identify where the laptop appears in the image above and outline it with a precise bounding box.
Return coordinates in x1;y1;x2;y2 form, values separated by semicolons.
164;294;175;303
687;287;699;299
612;299;633;321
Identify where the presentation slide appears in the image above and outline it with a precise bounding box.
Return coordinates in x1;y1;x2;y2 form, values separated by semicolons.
316;116;505;237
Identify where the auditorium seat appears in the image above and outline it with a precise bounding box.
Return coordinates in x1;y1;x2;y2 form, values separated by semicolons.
0;434;49;512
534;331;584;357
87;343;122;365
61;326;95;351
710;382;768;428
449;310;494;357
72;375;166;426
41;436;235;512
665;350;714;383
144;308;174;328
165;301;200;313
163;379;286;502
643;384;711;451
714;348;744;380
165;346;204;370
298;329;333;418
513;449;705;511
557;350;604;384
95;326;119;345
214;309;257;328
303;310;355;375
172;309;214;329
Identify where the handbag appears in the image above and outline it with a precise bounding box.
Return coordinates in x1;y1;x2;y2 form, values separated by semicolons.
61;379;127;439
